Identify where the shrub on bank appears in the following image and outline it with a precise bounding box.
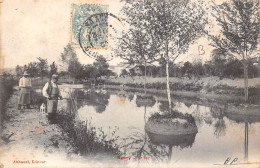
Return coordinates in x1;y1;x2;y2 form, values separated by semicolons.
0;73;18;122
104;81;121;86
121;82;203;91
149;111;196;126
206;85;260;104
56;112;120;156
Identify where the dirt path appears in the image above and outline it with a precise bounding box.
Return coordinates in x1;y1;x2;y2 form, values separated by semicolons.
0;88;85;167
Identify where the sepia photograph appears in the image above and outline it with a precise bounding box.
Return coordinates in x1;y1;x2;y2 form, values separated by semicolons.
0;0;259;167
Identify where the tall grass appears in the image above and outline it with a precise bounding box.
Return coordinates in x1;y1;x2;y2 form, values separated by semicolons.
0;74;17;125
56;112;120;156
55;89;121;157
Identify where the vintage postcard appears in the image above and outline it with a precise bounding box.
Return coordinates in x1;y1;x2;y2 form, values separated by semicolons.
0;0;260;167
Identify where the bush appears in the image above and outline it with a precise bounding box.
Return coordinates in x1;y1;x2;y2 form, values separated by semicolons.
0;73;18;123
149;111;196;125
55;112;121;156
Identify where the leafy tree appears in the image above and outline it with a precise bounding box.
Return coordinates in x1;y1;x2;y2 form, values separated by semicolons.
210;0;260;102
223;59;243;78
116;1;161;93
15;65;24;76
49;61;58;78
26;62;39;77
136;0;207;111
106;70;116;78
93;55;110;79
37;57;48;80
87;65;98;82
192;61;204;78
182;62;193;78
120;69;128;77
210;48;228;78
129;68;136;77
60;44;82;83
68;59;81;83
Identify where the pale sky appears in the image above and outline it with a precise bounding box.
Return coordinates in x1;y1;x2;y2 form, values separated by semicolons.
1;0;220;70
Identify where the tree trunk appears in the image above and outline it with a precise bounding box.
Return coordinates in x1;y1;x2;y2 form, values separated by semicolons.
144;61;147;95
168;145;173;161
243;62;249;102
166;61;172;112
244;121;248;163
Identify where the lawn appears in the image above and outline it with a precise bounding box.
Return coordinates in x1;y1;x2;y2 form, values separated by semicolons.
108;76;260;88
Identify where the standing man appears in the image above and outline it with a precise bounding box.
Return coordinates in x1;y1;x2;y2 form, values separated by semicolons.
42;74;62;122
18;71;32;110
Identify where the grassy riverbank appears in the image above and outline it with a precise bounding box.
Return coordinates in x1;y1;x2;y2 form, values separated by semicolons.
0;75;17;129
105;76;260;104
55;112;120;157
0;87;121;166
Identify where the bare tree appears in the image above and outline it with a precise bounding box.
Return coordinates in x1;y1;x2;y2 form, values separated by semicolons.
210;0;260;102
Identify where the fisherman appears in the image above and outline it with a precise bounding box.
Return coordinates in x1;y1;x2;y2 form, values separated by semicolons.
18;71;32;110
42;74;63;122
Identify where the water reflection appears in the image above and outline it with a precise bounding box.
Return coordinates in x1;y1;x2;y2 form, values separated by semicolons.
210;106;227;138
77;88;110;113
144;102;198;162
146;131;197;161
224;113;260;163
158;100;175;113
135;95;156;122
120;129;169;162
135;95;156;107
73;88;260;165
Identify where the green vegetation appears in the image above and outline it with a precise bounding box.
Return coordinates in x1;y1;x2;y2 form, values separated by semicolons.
55;112;120;156
209;0;260;102
0;73;18;124
149;111;196;126
118;59;259;79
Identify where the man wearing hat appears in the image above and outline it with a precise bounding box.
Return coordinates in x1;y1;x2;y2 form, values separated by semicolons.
18;71;32;110
42;74;63;122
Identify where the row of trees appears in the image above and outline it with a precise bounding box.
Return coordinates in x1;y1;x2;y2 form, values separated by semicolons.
59;44;115;83
116;0;259;106
120;58;259;79
15;57;57;79
15;44;115;83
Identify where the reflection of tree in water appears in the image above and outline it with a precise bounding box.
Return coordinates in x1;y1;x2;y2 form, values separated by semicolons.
77;89;110;113
189;104;227;138
158;100;175;112
120;108;197;163
136;95;156;107
214;119;226;138
95;104;107;113
191;104;204;128
120;129;169;163
144;109;198;162
210;106;226;138
127;92;134;102
147;131;197;161
120;129;197;163
184;102;192;108
224;113;260;163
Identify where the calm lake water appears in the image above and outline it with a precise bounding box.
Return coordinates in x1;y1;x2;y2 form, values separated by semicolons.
73;88;260;166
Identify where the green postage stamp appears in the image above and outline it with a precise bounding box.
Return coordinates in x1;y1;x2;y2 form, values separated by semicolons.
71;4;108;49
